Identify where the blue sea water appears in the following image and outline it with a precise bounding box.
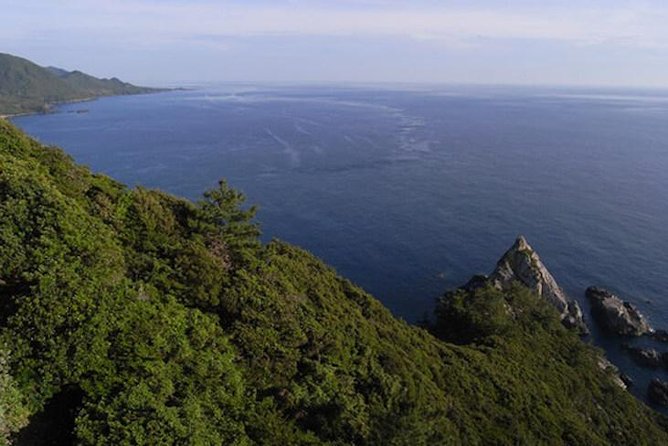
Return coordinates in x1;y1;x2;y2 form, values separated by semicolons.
12;84;668;403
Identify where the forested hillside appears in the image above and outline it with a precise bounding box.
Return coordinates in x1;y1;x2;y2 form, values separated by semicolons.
0;53;159;115
1;119;667;445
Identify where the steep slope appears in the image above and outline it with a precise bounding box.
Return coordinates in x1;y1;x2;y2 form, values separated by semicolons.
0;54;80;114
491;236;588;333
0;53;159;115
460;236;588;334
1;120;667;445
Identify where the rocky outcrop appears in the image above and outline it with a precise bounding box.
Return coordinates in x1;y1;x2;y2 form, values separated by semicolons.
623;346;662;368
648;379;668;406
620;373;634;388
586;287;652;336
597;356;628;390
489;236;588;334
650;329;668;343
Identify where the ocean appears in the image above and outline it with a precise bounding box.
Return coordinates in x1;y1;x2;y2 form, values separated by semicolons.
12;84;668;404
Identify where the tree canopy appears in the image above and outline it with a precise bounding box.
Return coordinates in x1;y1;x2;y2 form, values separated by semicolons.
1;119;667;445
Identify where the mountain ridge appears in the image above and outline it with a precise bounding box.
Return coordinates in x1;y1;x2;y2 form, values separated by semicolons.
0;52;163;116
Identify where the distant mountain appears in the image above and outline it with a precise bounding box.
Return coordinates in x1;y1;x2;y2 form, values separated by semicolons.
0;53;162;115
45;66;70;77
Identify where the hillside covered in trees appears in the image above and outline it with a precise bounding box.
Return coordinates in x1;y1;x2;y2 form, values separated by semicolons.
1;119;667;445
0;53;160;116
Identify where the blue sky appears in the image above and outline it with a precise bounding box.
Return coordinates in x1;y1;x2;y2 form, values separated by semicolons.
2;0;668;87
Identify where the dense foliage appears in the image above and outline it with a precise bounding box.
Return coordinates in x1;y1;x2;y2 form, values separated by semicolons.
0;53;159;115
0;346;28;446
1;119;667;445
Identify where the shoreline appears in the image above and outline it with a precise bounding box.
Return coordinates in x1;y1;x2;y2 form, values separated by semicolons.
1;88;171;120
1;96;101;120
1;112;35;120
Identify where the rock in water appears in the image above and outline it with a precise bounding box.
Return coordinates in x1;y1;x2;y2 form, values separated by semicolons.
624;346;662;368
586;287;652;336
648;379;668;406
650;329;668;343
489;236;588;334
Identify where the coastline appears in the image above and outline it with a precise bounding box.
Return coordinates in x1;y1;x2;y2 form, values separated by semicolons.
0;89;171;120
1;112;33;120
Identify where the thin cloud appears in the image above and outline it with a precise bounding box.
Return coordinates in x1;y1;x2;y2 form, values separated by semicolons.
3;1;668;48
4;0;668;86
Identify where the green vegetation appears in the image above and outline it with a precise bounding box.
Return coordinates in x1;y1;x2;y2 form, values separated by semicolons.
0;346;29;446
0;53;160;115
1;119;667;445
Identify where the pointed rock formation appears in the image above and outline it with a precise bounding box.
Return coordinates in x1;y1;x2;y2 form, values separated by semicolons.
489;236;588;334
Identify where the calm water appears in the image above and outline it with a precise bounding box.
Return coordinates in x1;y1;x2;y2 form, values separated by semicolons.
12;84;668;403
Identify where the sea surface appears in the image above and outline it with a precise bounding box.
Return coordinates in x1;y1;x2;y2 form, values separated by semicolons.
12;84;668;404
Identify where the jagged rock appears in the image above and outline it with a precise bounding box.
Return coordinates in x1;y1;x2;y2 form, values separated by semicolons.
586;287;652;336
597;356;627;389
648;379;668;406
650;329;668;343
563;301;586;332
620;373;634;388
488;236;588;334
623;346;662;368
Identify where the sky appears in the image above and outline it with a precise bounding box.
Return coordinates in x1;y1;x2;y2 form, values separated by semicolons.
3;0;668;87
